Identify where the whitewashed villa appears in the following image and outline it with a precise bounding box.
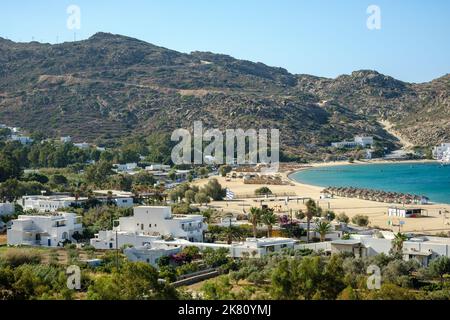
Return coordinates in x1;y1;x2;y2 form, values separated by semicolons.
7;212;83;247
90;206;207;249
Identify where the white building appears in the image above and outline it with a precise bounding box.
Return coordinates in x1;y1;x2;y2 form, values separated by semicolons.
22;192;133;212
331;141;358;148
354;136;374;147
0;203;14;216
90;206;207;249
214;217;250;228
60;136;72;143
332;136;373;149
124;237;296;266
113;163;138;173
93;190;134;208
74;142;91;150
432;143;450;160
21;195;84;212
145;164;171;171
388;207;423;218
124;245;182;267
297;235;450;267
7;212;83;247
10;135;33;145
151;237;296;259
90;230;161;250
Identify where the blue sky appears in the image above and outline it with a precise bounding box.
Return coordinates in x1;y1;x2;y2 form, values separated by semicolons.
1;0;449;83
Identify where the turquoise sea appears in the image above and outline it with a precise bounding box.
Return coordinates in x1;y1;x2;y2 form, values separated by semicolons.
290;162;450;205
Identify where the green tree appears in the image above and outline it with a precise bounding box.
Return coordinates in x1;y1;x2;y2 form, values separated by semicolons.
255;186;273;196
248;207;263;238
351;214;370;227
322;210;336;221
85;161;114;187
314;219;332;242
87;262;178;300
202;248;230;268
429;256;450;282
305;199;318;243
218;165;232;177
202;178;226;201
50;174;68;186
168;170;177;181
221;224;244;245
195;192;210;206
133;171;156;186
184;190;196;204
337;212;350;224
0;152;22;182
391;232;408;258
261;208;277;238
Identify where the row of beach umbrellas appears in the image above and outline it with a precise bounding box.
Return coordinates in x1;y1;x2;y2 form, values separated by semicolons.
322;186;429;204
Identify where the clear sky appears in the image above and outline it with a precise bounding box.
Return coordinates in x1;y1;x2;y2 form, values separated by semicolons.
1;0;449;83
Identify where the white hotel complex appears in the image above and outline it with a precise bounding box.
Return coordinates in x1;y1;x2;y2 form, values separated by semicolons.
331;136;374;149
91;206;296;267
90;206;207;249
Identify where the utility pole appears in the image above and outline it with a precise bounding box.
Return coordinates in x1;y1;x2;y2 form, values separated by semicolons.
115;228;119;271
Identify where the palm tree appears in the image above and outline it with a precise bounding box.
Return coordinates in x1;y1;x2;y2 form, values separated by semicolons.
221;225;244;245
206;225;222;243
314;219;332;242
305;199;318;243
392;232;408;256
248;207;263;238
261;209;277;238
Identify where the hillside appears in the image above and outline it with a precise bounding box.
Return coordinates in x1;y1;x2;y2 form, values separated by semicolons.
0;32;449;158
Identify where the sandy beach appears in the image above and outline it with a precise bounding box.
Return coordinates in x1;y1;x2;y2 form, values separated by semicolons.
193;160;450;235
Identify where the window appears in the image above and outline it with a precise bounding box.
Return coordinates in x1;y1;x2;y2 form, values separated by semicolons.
141;224;144;231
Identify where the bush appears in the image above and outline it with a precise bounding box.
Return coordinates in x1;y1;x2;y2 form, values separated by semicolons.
337;213;350;224
172;203;199;215
2;249;42;267
322;210;336;221
219;165;232;177
176;262;199;276
255;187;273;196
295;210;305;220
351;215;369;227
195;192;210;205
202;179;226;201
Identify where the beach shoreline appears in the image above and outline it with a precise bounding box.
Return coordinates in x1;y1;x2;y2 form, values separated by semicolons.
194;159;450;235
285;158;446;205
